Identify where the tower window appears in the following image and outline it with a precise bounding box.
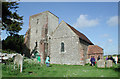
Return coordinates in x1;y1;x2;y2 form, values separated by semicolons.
35;41;37;47
37;19;39;24
61;42;64;52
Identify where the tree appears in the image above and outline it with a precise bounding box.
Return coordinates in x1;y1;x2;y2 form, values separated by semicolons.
2;34;24;54
2;2;23;36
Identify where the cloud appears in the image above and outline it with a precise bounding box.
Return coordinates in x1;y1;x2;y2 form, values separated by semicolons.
106;16;118;26
102;34;109;37
74;15;99;28
108;39;113;43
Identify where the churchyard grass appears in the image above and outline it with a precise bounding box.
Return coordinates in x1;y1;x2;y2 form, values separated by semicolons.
2;60;119;77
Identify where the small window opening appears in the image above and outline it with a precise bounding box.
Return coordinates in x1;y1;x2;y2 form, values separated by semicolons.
35;41;37;47
61;42;64;52
37;19;39;24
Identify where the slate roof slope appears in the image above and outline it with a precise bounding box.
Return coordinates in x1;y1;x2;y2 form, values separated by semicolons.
66;23;93;45
87;45;103;54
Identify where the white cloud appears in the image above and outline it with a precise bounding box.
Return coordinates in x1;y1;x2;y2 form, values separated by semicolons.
106;16;118;26
102;34;109;37
108;39;113;43
74;14;99;28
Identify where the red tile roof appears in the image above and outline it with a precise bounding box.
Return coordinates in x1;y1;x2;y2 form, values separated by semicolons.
66;23;93;45
87;45;103;54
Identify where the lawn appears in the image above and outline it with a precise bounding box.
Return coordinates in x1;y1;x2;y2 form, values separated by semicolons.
2;60;120;77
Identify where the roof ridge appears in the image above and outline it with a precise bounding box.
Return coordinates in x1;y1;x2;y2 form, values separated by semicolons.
30;11;59;18
88;45;103;50
66;23;93;45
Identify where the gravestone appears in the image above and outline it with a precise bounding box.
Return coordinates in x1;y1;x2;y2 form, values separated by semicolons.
14;54;24;72
86;59;90;64
106;60;113;68
97;60;105;68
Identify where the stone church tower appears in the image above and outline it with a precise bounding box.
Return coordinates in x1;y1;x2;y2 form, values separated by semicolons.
24;11;59;64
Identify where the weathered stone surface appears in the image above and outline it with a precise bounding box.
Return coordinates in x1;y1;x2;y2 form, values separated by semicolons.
24;11;59;64
14;54;24;72
106;60;113;68
50;21;90;65
97;60;105;68
50;21;80;65
86;59;90;64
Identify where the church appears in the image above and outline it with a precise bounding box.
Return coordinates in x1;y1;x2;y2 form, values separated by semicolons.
24;11;103;65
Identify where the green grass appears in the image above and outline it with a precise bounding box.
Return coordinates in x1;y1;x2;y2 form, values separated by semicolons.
2;61;119;77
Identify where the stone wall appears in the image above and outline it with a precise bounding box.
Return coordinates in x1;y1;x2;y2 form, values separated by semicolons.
23;28;31;57
25;11;59;62
29;12;47;53
50;21;87;65
29;11;58;52
78;39;89;65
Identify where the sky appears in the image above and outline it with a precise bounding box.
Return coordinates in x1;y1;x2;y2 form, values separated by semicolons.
1;2;118;55
4;0;120;2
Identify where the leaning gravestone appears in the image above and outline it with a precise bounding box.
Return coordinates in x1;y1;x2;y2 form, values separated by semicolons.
106;60;113;68
97;60;105;68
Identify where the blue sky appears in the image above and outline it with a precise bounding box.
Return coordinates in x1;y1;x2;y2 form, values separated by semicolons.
2;2;118;55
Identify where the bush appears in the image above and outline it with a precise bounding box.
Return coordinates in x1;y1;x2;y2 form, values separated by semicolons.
114;64;120;72
85;63;90;66
2;34;24;54
2;62;21;75
23;58;42;70
2;57;42;76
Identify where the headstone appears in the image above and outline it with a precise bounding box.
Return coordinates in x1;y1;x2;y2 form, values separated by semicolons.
86;59;90;64
14;54;24;72
106;60;113;68
97;60;105;68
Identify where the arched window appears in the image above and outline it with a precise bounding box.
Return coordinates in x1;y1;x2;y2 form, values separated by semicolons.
61;42;64;52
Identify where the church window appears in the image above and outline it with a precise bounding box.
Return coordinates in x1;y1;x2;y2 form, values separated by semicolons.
45;28;47;34
35;41;37;47
37;19;39;24
61;42;64;52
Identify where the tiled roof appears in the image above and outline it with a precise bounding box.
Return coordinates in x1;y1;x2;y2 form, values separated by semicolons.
87;45;103;54
66;23;93;45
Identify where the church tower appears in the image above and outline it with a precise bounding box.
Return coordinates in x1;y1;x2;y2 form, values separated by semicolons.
24;11;59;64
